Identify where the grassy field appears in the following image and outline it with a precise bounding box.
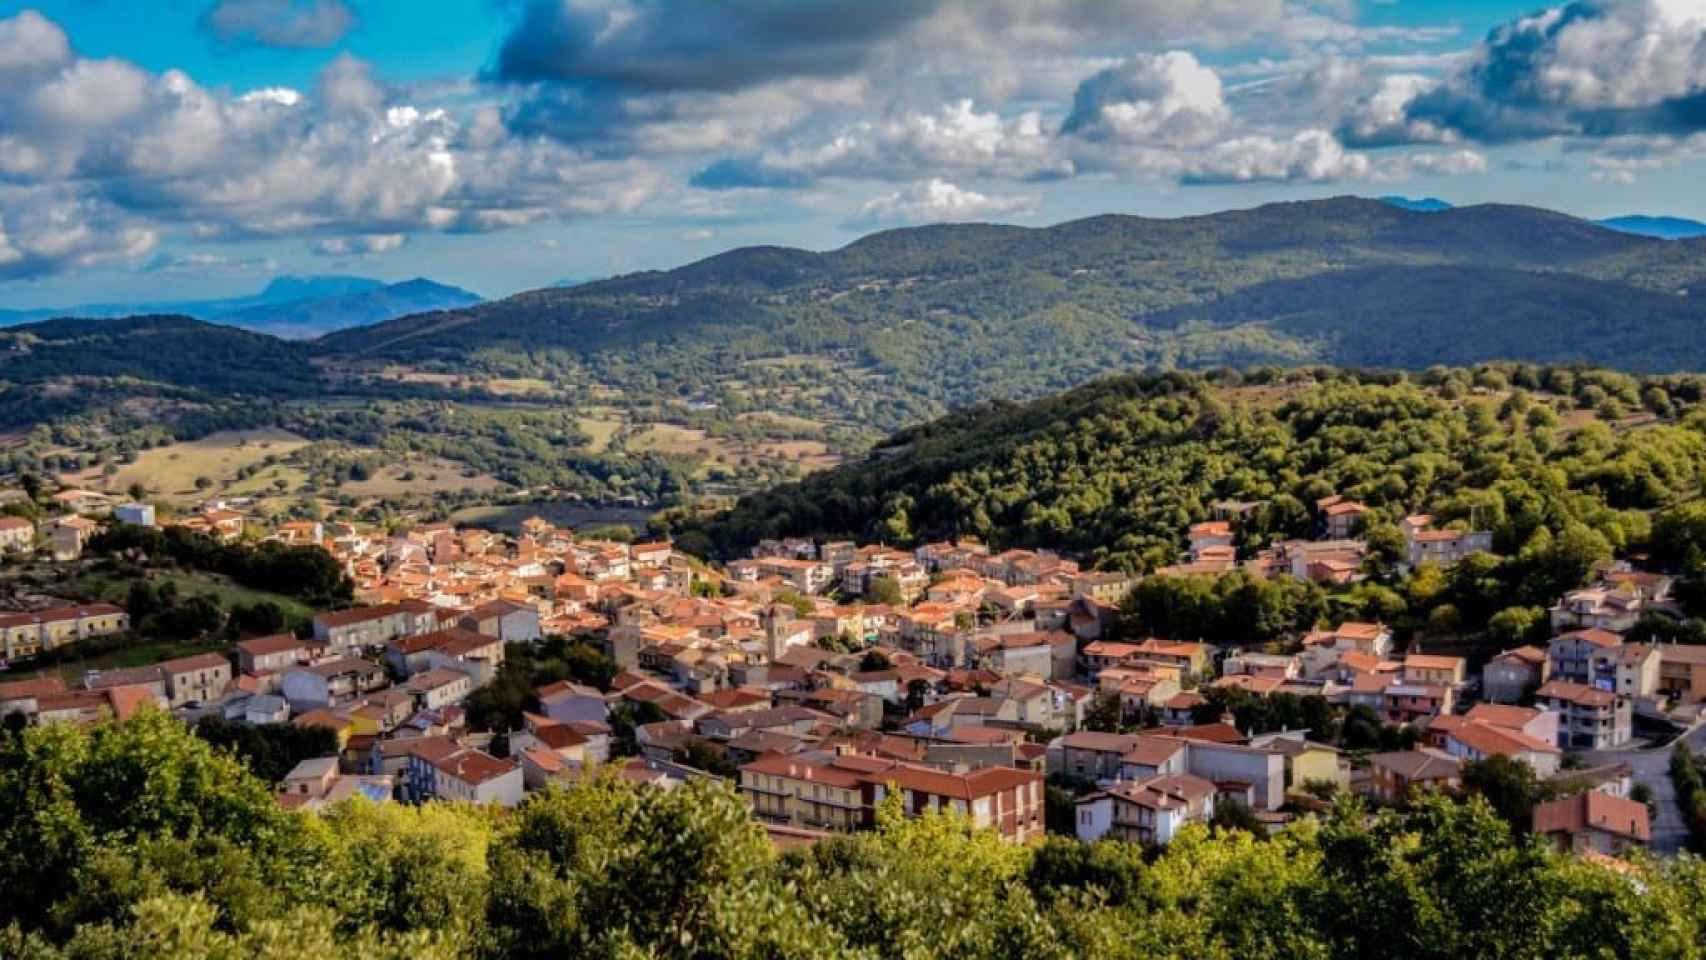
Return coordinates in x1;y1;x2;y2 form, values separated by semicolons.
68;569;317;622
66;429;310;500
576;416;624;453
342;457;505;498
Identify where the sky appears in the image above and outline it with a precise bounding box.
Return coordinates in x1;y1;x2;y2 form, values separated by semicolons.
4;0;1706;307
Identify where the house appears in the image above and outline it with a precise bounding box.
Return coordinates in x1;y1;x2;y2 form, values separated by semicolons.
1051;731;1145;782
277;756;394;812
1551;582;1666;634
237;633;311;676
1439;717;1562;777
52;489;110;515
1659;644;1706;703
1074;773;1218;846
1318;496;1370;539
868;763;1045;842
1402;654;1466;688
419;747;524;807
50;517;95;560
113;502;156;527
0;604;130;659
537;680;608;725
1401;515;1493;570
1592;642;1661;701
388;628;505;686
280;657;388;710
739;752;887;833
461;599;541;643
0;516;32;552
1381;682;1454;725
311;602;437;655
404;667;474;711
157;652;232;707
1533;791;1650;856
1536;680;1631;750
1483;646;1549;703
1247;731;1346;794
1114;736;1189;782
1547;629;1623;686
1365;749;1463;801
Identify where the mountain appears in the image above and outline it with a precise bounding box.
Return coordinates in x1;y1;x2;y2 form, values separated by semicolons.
0;275;481;338
214;278;482;338
1379;196;1453;212
1596;215;1706;240
315;197;1706;432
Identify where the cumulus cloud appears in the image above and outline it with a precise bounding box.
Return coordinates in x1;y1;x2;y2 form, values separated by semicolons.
846;178;1038;229
1354;0;1706;145
692;99;1067;189
0;187;158;281
0;10;666;280
202;0;356;49
1180;129;1370;184
1061;52;1230;146
311;233;405;256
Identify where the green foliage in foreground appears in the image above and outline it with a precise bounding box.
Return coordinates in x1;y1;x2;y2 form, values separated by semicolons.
4;711;1706;959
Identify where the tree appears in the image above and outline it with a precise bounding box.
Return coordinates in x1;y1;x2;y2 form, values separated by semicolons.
1084;692;1122;733
859;650;893;673
1461;755;1550;832
126;482;146;502
866;574;904;607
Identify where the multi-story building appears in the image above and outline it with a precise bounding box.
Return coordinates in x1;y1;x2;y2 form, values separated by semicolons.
739;752;1045;842
1074;773;1218;846
311;600;438;655
158;652;232;708
0;604;130;660
0;516;33;553
1482;646;1549;703
1536;680;1631;750
1547;629;1623;686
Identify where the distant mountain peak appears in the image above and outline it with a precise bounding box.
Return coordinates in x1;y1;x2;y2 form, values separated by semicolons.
259;275;384;303
1379;196;1454;213
1595;215;1706;240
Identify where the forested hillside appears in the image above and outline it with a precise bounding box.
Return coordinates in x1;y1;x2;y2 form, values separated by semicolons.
316;198;1706;426
676;364;1706;574
3;711;1702;960
0;315;320;429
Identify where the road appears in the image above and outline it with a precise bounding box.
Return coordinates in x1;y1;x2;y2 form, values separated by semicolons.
1579;718;1706;854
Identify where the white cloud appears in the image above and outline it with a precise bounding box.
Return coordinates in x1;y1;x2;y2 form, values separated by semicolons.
1180;129;1370;183
311;233;406;256
1061;51;1230;146
847;178;1038;228
0;11;668;280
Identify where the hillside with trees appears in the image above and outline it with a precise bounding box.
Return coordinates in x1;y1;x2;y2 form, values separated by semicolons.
316;198;1706;427
2;711;1702;959
676;364;1706;574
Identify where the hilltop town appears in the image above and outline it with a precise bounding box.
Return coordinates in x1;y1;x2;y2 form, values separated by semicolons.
0;481;1690;863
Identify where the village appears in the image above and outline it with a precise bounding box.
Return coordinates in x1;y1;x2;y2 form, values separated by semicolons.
0;487;1693;861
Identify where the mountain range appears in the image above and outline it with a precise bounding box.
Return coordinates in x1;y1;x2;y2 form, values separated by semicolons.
11;196;1706;436
1379;196;1706;240
316;197;1706;411
0;275;481;339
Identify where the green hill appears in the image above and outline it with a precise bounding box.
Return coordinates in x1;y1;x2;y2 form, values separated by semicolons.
314;198;1706;430
0;315;320;428
674;364;1706;573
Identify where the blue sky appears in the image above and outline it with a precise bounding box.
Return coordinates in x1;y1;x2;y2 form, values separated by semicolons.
2;0;1705;307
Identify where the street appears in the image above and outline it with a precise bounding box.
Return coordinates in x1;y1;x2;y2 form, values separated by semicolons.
1579;719;1706;854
